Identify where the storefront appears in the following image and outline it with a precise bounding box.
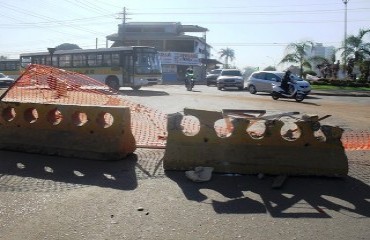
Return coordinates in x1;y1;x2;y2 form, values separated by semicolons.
159;51;201;82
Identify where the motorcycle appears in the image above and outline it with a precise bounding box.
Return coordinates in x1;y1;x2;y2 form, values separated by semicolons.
271;80;307;102
185;73;195;91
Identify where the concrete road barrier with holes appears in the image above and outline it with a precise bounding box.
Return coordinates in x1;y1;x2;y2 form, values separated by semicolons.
163;108;348;177
0;102;136;160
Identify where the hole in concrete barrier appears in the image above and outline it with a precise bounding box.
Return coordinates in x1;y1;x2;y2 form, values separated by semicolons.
247;120;266;139
72;111;88;126
47;108;63;125
73;170;85;177
24;108;38;123
97;112;114;128
44;166;54;173
17;163;25;169
181;115;200;136
214;118;233;138
281;123;301;141
2;106;16;122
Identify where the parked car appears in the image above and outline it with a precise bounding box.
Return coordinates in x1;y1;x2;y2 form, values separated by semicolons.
245;71;311;95
0;73;15;88
206;69;222;86
216;69;244;90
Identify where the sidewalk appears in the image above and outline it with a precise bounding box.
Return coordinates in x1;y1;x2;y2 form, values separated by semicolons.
311;89;370;97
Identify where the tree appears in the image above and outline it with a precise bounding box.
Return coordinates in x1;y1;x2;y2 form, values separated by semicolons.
218;48;235;69
263;66;276;71
55;43;82;51
0;56;7;60
279;41;314;77
342;28;370;80
242;66;258;78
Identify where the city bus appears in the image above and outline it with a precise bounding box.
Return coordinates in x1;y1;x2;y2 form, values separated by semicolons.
0;59;21;79
20;46;162;90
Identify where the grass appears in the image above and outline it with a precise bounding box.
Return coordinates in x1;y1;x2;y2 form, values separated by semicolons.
311;85;370;91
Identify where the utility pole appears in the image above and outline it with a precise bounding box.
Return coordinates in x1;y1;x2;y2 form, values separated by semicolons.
343;0;349;78
118;7;131;24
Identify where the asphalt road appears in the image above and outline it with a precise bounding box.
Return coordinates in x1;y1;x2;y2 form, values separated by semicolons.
120;85;370;131
0;85;369;240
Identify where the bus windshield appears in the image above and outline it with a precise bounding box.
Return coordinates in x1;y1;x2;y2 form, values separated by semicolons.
135;51;162;75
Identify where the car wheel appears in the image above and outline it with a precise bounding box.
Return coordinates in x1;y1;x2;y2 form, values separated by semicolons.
217;86;222;90
131;86;141;91
249;85;257;94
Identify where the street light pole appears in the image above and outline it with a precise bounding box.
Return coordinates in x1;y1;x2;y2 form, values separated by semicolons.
343;0;349;78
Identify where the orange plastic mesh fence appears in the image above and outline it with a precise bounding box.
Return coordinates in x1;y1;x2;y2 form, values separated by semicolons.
0;64;368;151
0;64;167;148
342;130;370;151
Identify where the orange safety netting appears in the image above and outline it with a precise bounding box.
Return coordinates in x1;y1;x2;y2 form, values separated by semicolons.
342;130;370;151
0;64;369;151
0;64;167;148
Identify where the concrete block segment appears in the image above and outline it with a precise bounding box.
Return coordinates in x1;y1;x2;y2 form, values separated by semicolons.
0;102;136;160
164;108;348;177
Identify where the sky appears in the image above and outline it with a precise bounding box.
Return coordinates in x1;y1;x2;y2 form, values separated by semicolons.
1;0;370;70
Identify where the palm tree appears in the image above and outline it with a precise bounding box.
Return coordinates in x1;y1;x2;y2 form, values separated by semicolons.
342;28;370;62
279;41;314;77
342;28;370;80
218;48;235;69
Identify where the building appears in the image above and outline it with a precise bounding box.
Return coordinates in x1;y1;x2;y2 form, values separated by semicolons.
106;22;221;82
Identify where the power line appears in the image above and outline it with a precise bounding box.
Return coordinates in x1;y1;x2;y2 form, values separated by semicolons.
0;2;107;36
130;7;370;16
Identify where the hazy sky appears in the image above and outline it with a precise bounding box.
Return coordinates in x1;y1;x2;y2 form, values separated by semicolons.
1;0;369;70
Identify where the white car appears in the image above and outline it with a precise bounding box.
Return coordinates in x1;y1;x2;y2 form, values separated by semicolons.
245;71;311;95
216;69;244;90
0;73;15;87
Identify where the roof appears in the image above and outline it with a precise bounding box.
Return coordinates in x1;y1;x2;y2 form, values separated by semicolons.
180;25;208;32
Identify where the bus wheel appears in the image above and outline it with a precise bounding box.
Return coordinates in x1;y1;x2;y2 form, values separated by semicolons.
106;77;120;90
131;86;141;91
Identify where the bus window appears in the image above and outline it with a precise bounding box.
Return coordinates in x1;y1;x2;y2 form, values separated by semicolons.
112;53;120;66
21;57;32;68
45;55;57;66
73;54;86;67
59;54;72;67
87;54;96;66
103;53;111;66
135;51;161;74
97;54;103;66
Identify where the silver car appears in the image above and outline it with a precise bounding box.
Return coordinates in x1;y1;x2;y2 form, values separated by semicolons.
245;71;311;94
216;69;244;90
0;73;15;88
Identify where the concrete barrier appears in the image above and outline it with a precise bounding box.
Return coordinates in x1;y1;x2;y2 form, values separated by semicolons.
163;108;348;177
0;102;136;160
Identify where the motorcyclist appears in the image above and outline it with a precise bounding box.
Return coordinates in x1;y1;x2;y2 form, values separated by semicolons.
281;70;291;93
185;66;194;79
185;66;194;87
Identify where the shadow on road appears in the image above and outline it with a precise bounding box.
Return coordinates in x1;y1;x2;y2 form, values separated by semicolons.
118;89;169;97
166;172;370;218
0;150;139;191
